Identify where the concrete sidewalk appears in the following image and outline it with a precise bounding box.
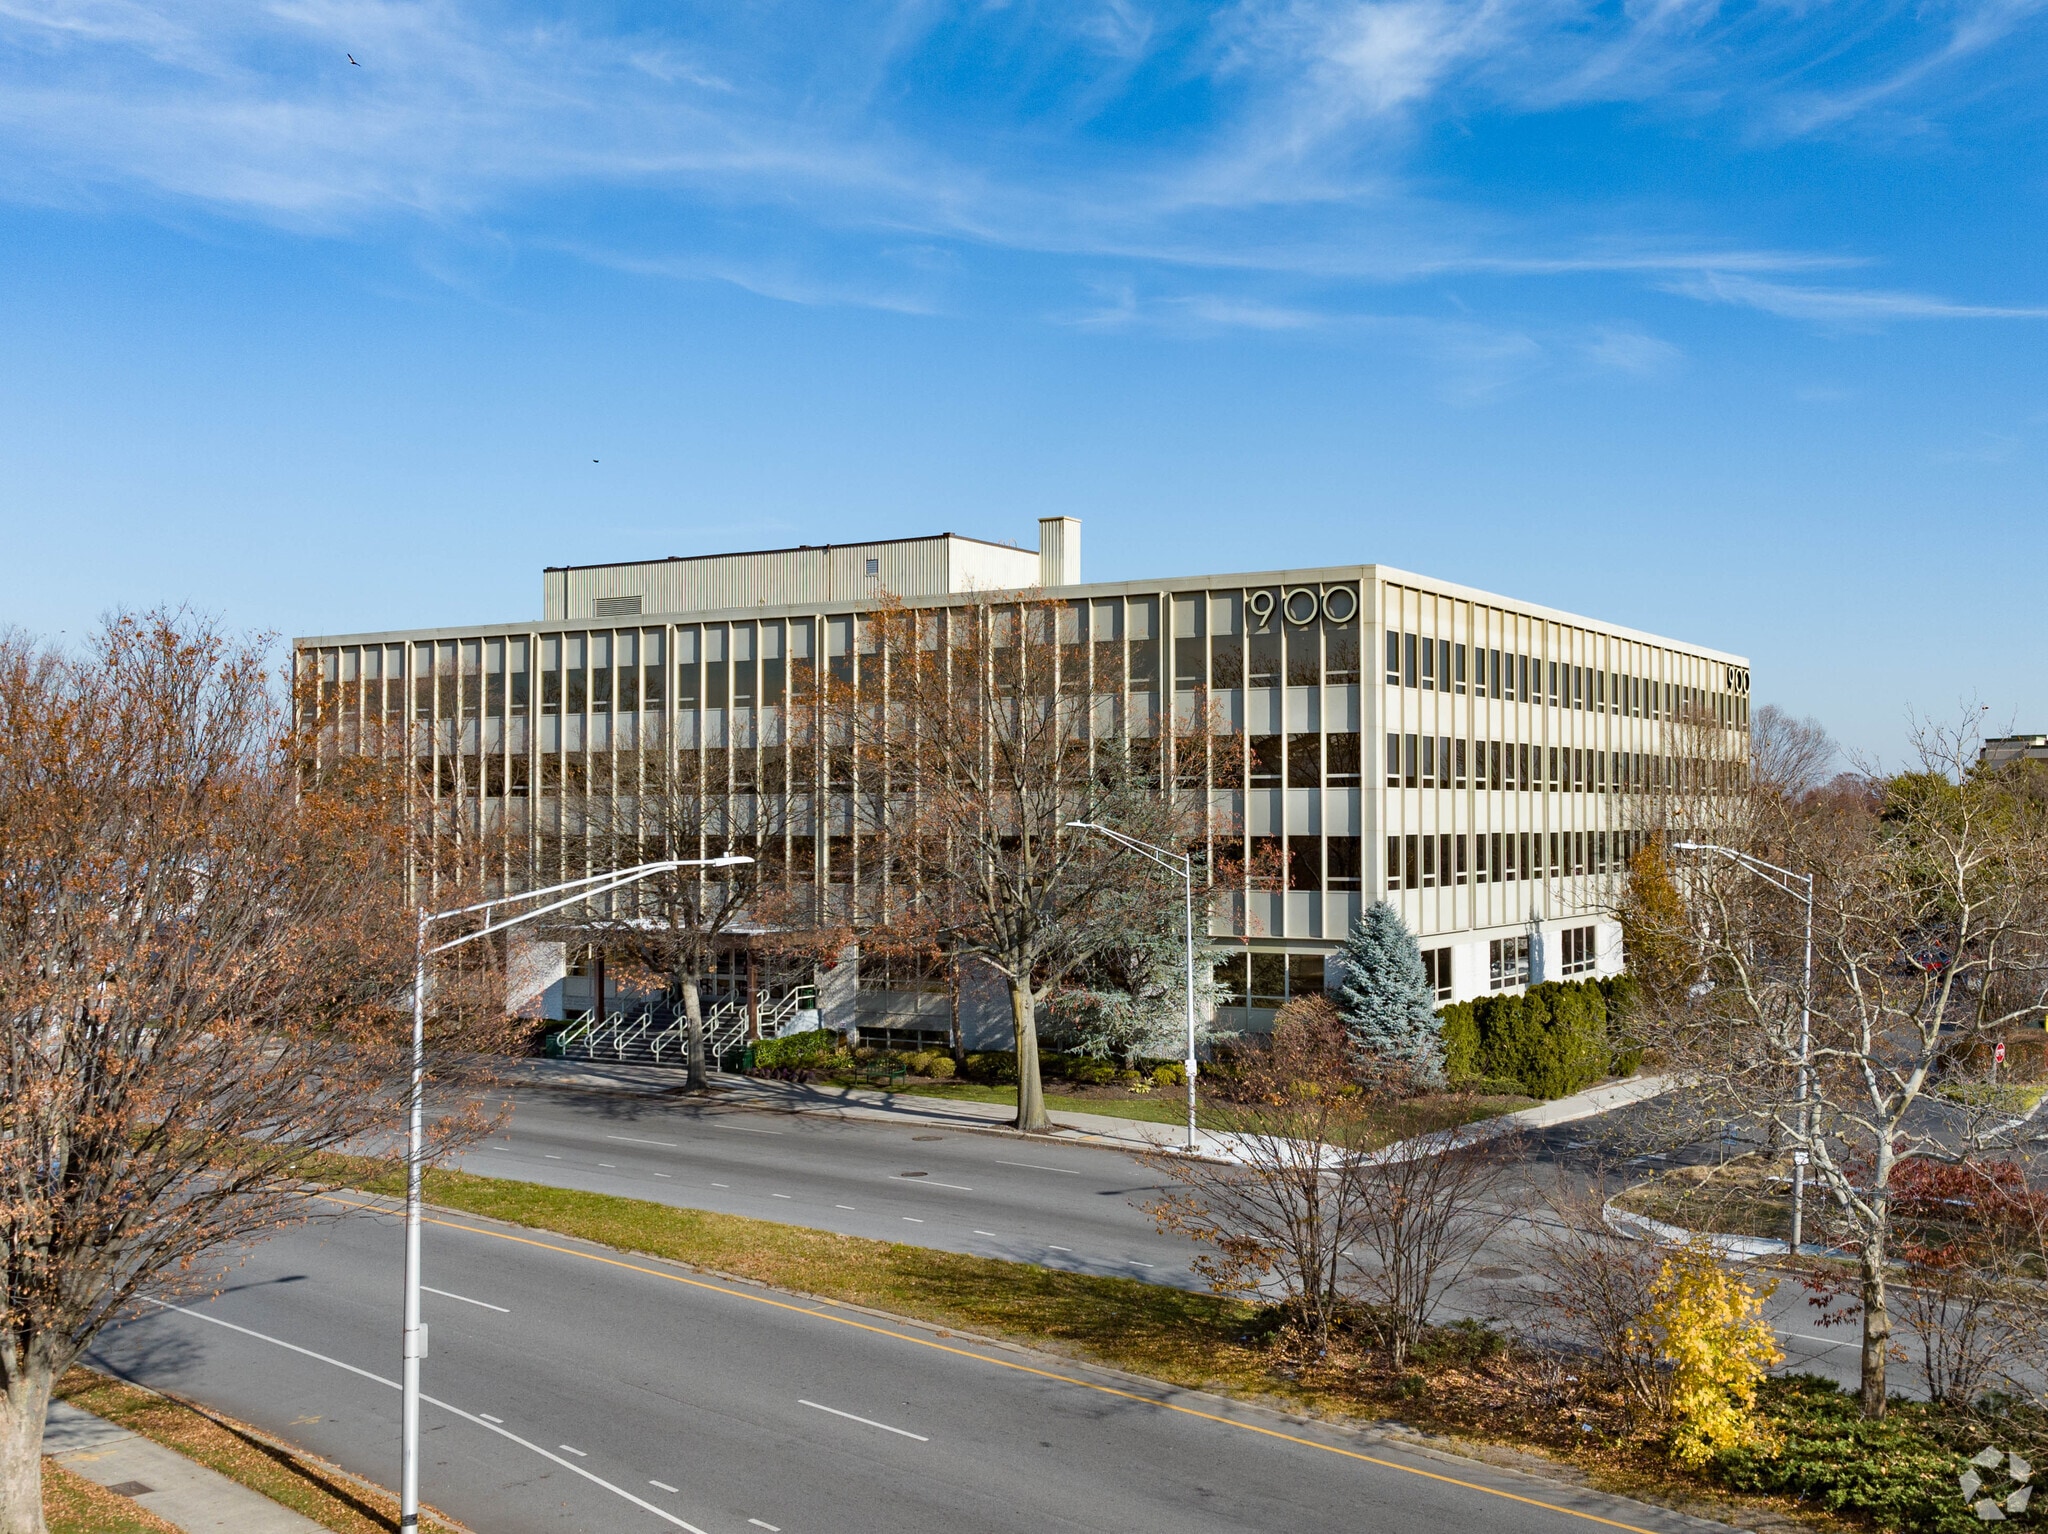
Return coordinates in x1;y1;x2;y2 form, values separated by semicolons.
44;1399;326;1534
509;1056;1677;1161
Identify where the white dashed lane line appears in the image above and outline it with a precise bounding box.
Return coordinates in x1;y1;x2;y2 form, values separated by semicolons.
560;1444;588;1457
421;1286;509;1314
607;1134;680;1148
651;1479;679;1493
800;1399;929;1442
998;1161;1080;1175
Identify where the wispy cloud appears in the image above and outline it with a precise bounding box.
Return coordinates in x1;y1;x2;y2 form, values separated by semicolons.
1667;273;2048;322
0;0;2044;327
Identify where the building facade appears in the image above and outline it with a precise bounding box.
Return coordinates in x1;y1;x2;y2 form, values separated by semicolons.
296;518;1749;1032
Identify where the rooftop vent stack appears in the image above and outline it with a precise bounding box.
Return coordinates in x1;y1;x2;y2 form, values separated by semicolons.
1038;517;1081;588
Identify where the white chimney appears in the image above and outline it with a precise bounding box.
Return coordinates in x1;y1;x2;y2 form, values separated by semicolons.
1038;517;1081;587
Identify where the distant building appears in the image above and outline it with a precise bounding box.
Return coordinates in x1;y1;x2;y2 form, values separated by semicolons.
296;518;1747;1039
1980;735;2048;770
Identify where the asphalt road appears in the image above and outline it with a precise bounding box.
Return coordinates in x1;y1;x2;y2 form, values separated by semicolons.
454;1088;1202;1283
452;1084;1872;1391
88;1194;1737;1534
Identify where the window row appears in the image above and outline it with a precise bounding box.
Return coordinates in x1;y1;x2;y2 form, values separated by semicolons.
1385;827;1652;890
1386;735;1740;795
1384;630;1747;726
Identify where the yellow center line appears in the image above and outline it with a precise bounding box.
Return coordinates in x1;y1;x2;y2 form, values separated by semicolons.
319;1193;1662;1534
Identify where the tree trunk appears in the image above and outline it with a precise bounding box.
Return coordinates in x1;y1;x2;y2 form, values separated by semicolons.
950;954;965;1068
0;1357;56;1534
681;973;708;1092
1010;978;1049;1133
1859;1236;1891;1417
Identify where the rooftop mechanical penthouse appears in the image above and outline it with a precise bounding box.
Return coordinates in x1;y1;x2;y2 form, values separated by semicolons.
296;517;1749;1041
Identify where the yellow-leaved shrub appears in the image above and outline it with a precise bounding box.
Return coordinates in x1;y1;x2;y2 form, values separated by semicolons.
1632;1240;1784;1467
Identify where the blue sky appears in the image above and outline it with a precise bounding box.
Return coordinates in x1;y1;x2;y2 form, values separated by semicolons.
3;0;2045;763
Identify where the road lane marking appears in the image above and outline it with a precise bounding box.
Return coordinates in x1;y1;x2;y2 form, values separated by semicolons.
835;1205;857;1211
560;1444;588;1456
902;1217;923;1223
714;1123;783;1135
998;1161;1081;1175
1047;1245;1072;1252
422;1285;509;1313
653;1173;672;1178
137;1297;711;1533
799;1400;928;1442
749;1521;780;1531
607;1135;681;1148
772;1193;793;1199
314;1196;1667;1534
490;1147;511;1153
651;1480;679;1493
480;1414;504;1424
973;1231;999;1237
1131;1262;1154;1269
711;1183;730;1188
544;1155;562;1160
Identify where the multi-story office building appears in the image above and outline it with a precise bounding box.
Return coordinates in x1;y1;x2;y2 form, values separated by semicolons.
296;517;1748;1035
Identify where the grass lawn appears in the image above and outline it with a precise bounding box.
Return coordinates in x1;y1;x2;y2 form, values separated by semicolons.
42;1460;182;1534
817;1075;1538;1139
53;1371;466;1534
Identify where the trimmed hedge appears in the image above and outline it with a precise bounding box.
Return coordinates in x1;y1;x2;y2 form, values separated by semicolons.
1436;975;1640;1100
751;1029;846;1070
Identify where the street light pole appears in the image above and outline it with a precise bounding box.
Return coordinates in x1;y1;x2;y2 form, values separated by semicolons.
1673;841;1814;1255
399;854;751;1529
1066;821;1198;1153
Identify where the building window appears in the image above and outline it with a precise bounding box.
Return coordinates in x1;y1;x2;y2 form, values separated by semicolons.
1250;734;1282;787
1420;734;1436;787
1560;924;1598;976
1403;632;1418;688
1419;637;1435;690
1327;732;1361;786
1404;733;1419;788
1387;835;1402;889
1422;946;1453;1002
1386;631;1401;685
1453;644;1467;695
1489;936;1531;990
865;557;880;575
1288;733;1321;787
1289;953;1326;1000
1287;835;1321;890
1385;733;1401;788
1328;836;1362;891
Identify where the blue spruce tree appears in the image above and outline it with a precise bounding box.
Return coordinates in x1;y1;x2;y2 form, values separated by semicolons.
1330;900;1445;1087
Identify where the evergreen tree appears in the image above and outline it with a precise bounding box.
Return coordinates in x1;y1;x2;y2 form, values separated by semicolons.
1330;900;1445;1086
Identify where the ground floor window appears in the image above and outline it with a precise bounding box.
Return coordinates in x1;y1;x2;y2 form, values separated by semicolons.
1421;945;1453;1002
1559;924;1598;976
1489;936;1530;990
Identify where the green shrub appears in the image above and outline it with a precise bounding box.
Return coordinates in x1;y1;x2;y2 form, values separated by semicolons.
1065;1057;1119;1086
1152;1062;1185;1089
962;1051;1018;1085
1438;1002;1479;1081
1433;978;1612;1099
906;1050;940;1076
1712;1376;1993;1534
751;1029;843;1070
926;1055;957;1080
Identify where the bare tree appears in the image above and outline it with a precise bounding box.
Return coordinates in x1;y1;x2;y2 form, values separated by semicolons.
0;615;504;1534
830;595;1223;1131
569;753;820;1089
1750;704;1837;804
1345;1131;1514;1369
1144;1001;1375;1351
1517;1179;1669;1415
1640;716;2048;1416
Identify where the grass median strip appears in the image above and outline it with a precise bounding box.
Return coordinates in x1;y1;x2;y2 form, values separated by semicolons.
53;1368;467;1534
